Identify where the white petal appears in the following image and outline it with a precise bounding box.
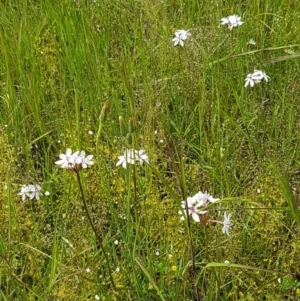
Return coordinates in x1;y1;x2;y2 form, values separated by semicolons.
116;156;124;167
192;213;200;222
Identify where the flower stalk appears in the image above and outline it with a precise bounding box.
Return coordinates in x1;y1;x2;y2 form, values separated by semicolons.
76;172;116;290
55;148;115;289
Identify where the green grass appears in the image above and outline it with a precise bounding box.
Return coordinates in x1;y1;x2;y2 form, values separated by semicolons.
1;0;300;300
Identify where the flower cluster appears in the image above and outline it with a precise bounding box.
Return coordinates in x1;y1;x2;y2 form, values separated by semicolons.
221;15;243;30
116;149;149;169
18;184;49;201
55;148;94;172
245;70;270;87
179;191;232;236
172;29;191;47
179;191;219;222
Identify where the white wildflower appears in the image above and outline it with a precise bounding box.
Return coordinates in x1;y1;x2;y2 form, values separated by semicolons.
221;15;243;30
172;29;191;46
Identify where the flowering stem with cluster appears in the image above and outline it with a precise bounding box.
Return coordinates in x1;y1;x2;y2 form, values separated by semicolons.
56;148;115;290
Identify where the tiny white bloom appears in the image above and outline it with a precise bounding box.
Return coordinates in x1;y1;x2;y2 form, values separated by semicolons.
248;39;256;45
95;295;100;300
245;73;256;87
116;149;149;169
55;148;77;169
56;148;93;171
179;197;203;222
116;149;136;169
136;149;149;165
116;267;120;272
155;251;160;256
172;29;191;46
221;15;243;30
88;130;93;135
86;268;91;273
18;185;30;201
44;191;50;196
27;184;42;200
179;191;219;223
222;212;232;236
245;70;270;88
114;240;119;245
224;260;230;264
19;184;45;201
278;278;281;284
76;150;94;168
252;69;270;82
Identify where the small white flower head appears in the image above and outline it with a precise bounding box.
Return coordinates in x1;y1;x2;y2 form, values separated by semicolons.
56;148;94;172
224;260;230;264
18;184;45;201
172;29;191;46
136;149;149;165
221;15;243;30
55;148;78;169
44;191;50;196
18;185;30;201
115;267;120;272
245;70;270;88
114;240;119;245
252;69;270;82
179;191;218;223
27;184;42;200
192;191;219;207
95;295;100;300
76;150;94;169
116;149;136;169
88;130;93;135
244;73;256;87
155;251;160;256
116;149;149;169
248;39;256;45
86;268;91;273
179;197;202;222
222;212;232;236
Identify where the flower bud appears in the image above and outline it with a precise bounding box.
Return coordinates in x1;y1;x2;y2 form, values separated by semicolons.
128;117;135;133
99;102;109;123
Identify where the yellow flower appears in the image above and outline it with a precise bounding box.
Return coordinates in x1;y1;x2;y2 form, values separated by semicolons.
171;265;177;272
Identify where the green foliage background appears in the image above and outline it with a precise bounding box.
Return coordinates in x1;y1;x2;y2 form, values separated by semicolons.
0;0;300;300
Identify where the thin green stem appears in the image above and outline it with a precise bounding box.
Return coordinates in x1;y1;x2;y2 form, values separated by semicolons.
180;147;200;301
76;172;116;290
96;121;103;156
